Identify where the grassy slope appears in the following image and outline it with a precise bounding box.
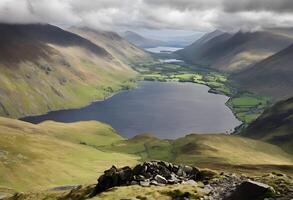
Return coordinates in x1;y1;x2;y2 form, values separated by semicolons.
0;24;141;118
0;118;292;192
0;117;138;191
242;97;293;153
102;134;293;172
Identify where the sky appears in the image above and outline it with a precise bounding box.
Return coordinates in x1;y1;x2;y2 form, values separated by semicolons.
0;0;293;38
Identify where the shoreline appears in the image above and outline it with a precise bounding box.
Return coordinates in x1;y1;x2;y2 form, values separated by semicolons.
19;80;240;137
19;81;139;123
141;78;244;132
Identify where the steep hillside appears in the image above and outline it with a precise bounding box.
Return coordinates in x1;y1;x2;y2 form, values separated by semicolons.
0;117;138;191
232;44;293;100
69;27;153;65
176;30;292;72
0;23;137;118
242;97;293;153
122;31;167;48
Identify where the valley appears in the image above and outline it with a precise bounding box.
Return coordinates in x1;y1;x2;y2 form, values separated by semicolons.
0;21;292;200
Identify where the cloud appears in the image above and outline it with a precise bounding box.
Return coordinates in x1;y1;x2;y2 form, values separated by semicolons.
0;0;293;32
222;0;293;13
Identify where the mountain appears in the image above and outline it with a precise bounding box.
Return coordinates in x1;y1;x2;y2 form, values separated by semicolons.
232;43;293;100
121;31;168;48
0;23;139;118
157;33;204;47
241;97;293;153
190;29;224;46
69;27;152;64
176;30;292;72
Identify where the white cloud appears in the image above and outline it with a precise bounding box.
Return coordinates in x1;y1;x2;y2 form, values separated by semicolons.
0;0;293;32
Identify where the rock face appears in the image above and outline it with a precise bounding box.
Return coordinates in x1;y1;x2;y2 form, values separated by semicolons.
91;161;201;196
225;180;274;200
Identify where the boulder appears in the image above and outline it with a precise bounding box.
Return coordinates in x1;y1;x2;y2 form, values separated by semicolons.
225;180;275;200
168;173;181;184
133;164;145;175
118;166;133;184
154;175;167;184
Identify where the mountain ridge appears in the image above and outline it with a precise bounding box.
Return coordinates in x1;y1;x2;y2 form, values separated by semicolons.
0;23;141;118
176;30;293;72
122;31;168;48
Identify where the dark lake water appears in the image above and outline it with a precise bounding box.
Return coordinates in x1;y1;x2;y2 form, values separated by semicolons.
21;81;241;139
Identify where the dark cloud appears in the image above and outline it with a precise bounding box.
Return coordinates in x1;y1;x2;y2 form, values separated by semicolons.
0;0;293;32
223;0;293;13
144;0;220;11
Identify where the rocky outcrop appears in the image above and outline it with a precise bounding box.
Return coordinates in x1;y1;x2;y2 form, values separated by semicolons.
225;180;275;200
90;161;290;200
91;161;204;196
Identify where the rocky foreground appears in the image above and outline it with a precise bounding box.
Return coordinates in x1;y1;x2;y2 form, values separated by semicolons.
88;161;292;200
3;161;293;200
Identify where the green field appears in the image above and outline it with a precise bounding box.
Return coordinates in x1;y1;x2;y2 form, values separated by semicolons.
227;93;271;127
136;62;233;96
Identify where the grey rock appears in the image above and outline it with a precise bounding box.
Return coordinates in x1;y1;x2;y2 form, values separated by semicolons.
134;175;146;181
177;166;187;177
130;181;138;185
150;180;160;186
154;175;167;184
168;173;181;184
182;180;198;186
48;184;81;191
225;180;275;200
140;180;150;187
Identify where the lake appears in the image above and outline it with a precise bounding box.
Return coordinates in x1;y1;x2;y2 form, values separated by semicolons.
159;59;184;64
21;81;241;139
145;46;183;53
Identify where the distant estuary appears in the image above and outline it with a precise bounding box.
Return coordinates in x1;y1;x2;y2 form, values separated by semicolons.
21;81;241;139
